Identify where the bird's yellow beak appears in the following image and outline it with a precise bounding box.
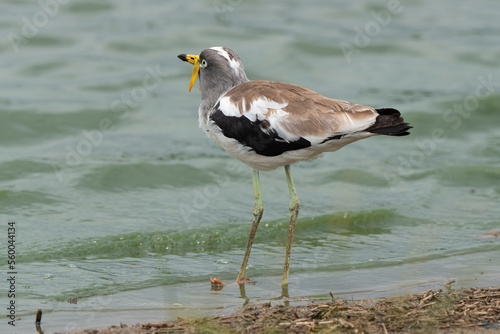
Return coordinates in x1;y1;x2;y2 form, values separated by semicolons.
178;54;200;92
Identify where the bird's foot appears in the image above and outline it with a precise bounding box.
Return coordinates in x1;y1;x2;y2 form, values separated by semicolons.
210;276;225;291
235;276;257;285
210;276;225;286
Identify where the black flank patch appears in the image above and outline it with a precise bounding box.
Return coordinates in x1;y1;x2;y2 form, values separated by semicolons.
320;134;344;144
210;107;311;157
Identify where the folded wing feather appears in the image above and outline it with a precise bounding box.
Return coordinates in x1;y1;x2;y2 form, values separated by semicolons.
218;80;378;143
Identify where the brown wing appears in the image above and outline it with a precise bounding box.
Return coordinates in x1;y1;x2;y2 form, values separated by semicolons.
224;80;378;138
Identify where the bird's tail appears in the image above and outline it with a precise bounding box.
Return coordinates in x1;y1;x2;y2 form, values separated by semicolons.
366;108;412;136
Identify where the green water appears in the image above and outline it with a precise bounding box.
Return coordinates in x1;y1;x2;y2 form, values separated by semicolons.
1;0;500;332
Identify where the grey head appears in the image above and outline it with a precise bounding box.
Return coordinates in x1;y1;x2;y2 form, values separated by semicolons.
178;46;249;111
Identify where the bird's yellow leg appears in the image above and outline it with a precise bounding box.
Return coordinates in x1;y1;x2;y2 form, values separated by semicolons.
236;169;264;282
282;164;299;286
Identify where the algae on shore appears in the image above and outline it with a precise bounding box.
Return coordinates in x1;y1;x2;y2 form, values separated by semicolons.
62;286;499;334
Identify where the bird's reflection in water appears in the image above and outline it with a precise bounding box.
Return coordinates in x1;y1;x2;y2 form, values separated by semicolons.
239;284;250;307
281;284;290;307
210;278;291;308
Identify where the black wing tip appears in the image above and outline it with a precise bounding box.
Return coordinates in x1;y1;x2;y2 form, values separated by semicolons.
375;108;401;116
369;123;412;136
388;124;413;136
367;109;412;136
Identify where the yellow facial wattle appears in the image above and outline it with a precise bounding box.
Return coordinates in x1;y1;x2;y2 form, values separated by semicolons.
184;54;200;92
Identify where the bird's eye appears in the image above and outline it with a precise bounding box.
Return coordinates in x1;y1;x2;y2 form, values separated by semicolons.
201;59;208;68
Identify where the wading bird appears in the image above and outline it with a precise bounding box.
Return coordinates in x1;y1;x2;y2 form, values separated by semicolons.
178;47;411;286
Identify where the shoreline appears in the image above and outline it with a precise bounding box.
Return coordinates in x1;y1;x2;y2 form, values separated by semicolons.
57;286;499;333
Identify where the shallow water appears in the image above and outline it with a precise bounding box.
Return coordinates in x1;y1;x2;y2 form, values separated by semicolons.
1;0;499;332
